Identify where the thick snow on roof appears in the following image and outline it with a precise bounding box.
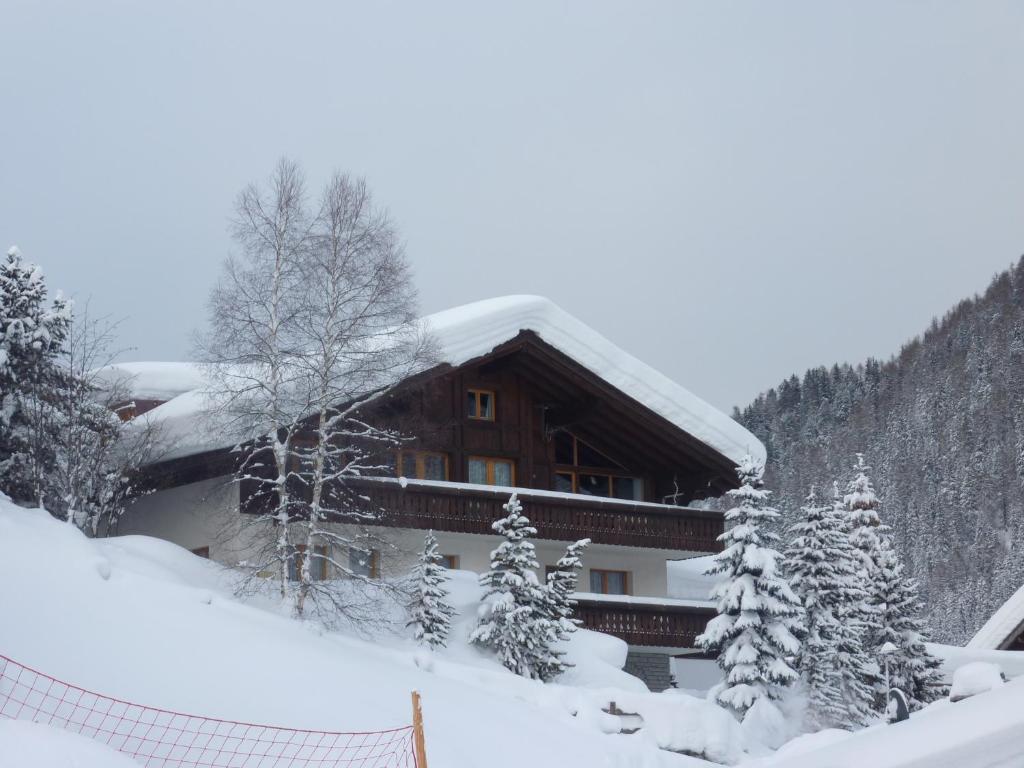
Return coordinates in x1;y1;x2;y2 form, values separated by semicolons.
425;296;764;466
122;295;764;465
968;582;1024;650
94;362;206;402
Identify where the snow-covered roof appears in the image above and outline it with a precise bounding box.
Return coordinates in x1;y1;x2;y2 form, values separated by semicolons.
114;295;764;465
426;296;763;465
94;362;206;402
969;582;1024;650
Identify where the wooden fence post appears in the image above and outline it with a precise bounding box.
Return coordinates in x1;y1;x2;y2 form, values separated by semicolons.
411;690;429;768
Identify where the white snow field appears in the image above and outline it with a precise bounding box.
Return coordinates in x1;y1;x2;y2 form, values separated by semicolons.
756;676;1024;768
0;719;140;768
0;498;731;767
6;497;1024;767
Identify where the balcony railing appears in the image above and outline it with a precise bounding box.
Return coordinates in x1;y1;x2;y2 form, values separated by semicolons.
574;598;715;648
339;477;724;552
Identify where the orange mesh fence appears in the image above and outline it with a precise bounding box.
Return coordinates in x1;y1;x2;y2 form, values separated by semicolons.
0;653;418;767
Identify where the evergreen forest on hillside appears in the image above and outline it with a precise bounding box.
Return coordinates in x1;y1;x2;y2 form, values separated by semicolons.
738;257;1024;643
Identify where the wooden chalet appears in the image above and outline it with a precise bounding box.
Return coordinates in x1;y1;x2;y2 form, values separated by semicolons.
111;296;763;690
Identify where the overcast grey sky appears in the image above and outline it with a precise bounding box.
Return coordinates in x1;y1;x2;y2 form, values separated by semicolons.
2;2;1023;413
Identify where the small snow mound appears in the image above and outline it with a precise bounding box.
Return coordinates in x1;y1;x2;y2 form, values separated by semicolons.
413;650;435;672
95;558;111;581
0;719;139;767
950;661;1004;702
742;697;788;751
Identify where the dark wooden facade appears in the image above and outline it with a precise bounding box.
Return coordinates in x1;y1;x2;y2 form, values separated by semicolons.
271;476;724;552
379;331;739;503
575;599;715;648
138;332;737;648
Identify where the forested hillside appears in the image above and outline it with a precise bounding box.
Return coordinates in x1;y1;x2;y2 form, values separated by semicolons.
737;257;1024;644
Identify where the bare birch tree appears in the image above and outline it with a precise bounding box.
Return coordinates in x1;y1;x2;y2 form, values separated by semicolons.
198;160;433;620
196;158;315;602
291;173;434;619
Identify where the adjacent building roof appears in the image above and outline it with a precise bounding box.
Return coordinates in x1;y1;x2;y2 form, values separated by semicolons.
105;295;765;467
969;583;1024;651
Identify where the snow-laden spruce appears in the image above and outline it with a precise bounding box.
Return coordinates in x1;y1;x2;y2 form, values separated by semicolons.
844;455;945;711
407;530;455;650
785;486;873;730
821;483;879;728
0;246;71;507
872;533;946;710
697;455;802;719
536;537;590;681
842;454;888;706
470;494;563;681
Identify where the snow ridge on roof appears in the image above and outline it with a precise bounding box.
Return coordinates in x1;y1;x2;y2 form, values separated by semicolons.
424;296;764;466
112;295;764;466
94;362;206;401
969;582;1024;650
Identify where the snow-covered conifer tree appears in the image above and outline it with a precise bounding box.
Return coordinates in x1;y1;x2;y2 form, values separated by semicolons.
697;455;802;719
470;494;557;680
784;488;842;729
407;530;455;650
786;486;876;729
873;538;946;710
0;246;71;507
825;483;878;727
844;454;892;709
535;537;590;681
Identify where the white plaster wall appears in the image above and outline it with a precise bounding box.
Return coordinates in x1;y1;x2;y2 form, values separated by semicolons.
120;484;685;599
117;476;257;564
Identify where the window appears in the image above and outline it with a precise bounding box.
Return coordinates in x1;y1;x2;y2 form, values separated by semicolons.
552;432;643;500
467;389;495;421
349;547;380;579
468;456;515;486
288;545;329;581
440;554;459;570
397;450;449;481
590;569;629;595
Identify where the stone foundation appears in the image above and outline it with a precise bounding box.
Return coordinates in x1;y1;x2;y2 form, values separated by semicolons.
624;650;672;692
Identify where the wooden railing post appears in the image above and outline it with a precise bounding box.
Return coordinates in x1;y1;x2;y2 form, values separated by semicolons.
411;690;429;768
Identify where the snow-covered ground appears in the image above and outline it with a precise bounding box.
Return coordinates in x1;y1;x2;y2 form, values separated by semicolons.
751;676;1024;768
6;497;1024;767
0;498;734;767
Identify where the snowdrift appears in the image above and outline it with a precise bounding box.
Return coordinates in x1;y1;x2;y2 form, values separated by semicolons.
0;499;730;767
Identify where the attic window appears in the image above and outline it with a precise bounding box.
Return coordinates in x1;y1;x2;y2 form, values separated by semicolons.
467;389;495;421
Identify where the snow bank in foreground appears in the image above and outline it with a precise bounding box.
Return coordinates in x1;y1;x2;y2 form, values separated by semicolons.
0;501;728;767
949;662;1004;702
752;677;1024;768
0;720;139;768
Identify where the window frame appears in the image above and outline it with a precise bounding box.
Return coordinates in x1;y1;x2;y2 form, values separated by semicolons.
348;547;380;579
589;568;631;596
289;544;330;582
467;388;496;421
467;455;516;487
552;433;643;500
440;554;460;570
396;449;450;481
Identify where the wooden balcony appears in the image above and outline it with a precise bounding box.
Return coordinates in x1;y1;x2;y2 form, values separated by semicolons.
574;598;715;648
340;478;724;552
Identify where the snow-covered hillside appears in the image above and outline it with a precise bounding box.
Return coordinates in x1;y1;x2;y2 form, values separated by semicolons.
0;498;734;767
5;498;1024;768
